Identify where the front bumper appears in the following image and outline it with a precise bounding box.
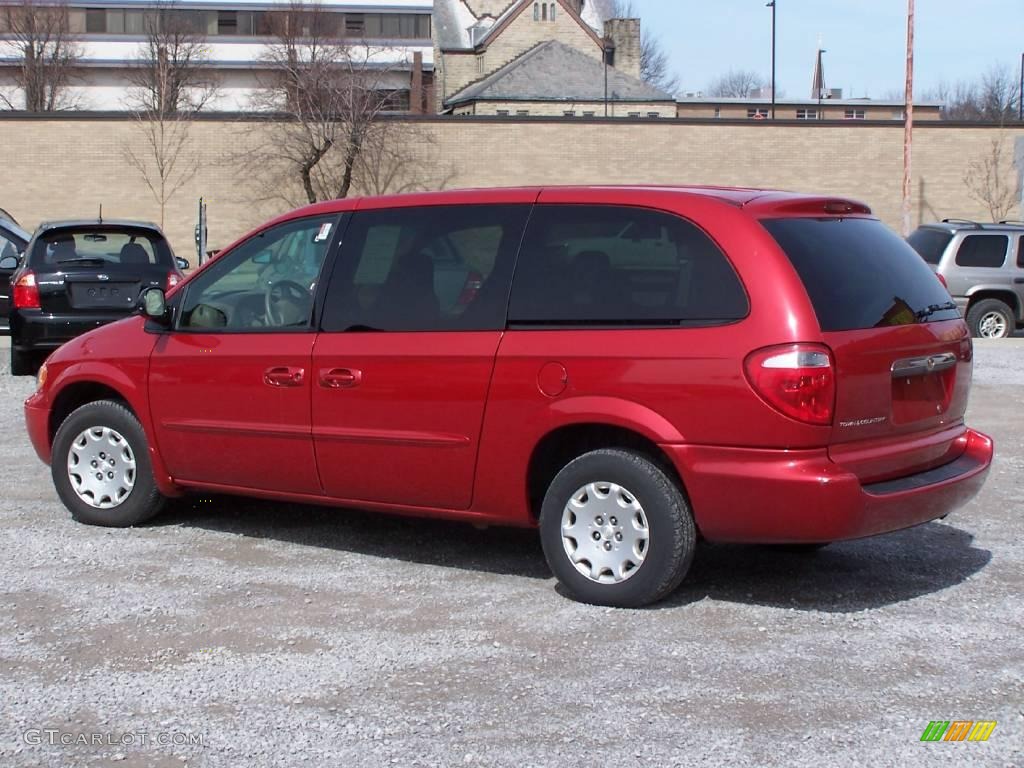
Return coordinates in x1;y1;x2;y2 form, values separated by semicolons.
664;429;993;543
25;396;51;464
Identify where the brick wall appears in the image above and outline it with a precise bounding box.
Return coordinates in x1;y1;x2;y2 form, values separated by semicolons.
0;115;1019;258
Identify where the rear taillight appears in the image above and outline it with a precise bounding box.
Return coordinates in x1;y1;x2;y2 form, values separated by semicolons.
744;344;835;426
457;270;484;306
166;271;183;290
13;271;40;309
937;273;948;289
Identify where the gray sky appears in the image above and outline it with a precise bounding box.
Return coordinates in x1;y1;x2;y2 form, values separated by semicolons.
629;0;1024;98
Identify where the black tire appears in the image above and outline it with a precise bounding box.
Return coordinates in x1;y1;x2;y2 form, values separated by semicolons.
10;348;38;376
966;299;1015;339
51;400;166;527
539;449;696;608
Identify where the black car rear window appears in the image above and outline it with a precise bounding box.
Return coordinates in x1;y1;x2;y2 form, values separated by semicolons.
29;227;173;269
906;228;952;265
762;217;960;332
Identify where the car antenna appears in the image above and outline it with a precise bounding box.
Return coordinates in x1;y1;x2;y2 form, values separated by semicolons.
98;204;103;224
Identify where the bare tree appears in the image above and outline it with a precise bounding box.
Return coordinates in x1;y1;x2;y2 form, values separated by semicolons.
248;0;437;205
707;69;768;98
0;0;80;110
593;0;678;94
924;63;1020;122
963;134;1021;222
122;1;218;228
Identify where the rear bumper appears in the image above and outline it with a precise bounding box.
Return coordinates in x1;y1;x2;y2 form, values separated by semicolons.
665;428;993;543
11;310;130;351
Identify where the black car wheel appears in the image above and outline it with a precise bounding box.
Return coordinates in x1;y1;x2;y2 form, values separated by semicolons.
539;449;696;608
10;348;39;377
51;400;166;527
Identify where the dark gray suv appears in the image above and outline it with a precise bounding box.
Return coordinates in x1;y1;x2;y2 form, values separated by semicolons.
908;219;1024;338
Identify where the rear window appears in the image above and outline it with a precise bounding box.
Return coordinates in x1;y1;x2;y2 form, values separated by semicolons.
508;205;748;326
30;227;173;269
906;228;952;265
955;235;1008;268
763;217;960;332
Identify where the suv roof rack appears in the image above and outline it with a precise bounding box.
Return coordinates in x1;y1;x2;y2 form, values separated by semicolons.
997;220;1024;226
940;218;983;228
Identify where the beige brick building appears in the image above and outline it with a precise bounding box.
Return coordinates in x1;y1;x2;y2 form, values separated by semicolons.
0;116;1018;258
432;0;673;116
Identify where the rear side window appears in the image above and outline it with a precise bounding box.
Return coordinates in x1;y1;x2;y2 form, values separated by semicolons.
763;217;960;332
1018;236;1024;268
323;204;531;332
508;205;748;326
906;228;952;265
29;227;173;269
955;235;1008;268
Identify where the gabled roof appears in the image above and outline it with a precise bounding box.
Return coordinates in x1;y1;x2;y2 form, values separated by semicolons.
434;0;605;52
445;40;673;106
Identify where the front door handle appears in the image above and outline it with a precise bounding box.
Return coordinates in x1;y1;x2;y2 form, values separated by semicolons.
319;368;362;389
263;366;305;388
1014;278;1024;284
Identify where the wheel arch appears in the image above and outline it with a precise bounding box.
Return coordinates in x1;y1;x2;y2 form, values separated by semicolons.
965;288;1021;318
525;422;689;523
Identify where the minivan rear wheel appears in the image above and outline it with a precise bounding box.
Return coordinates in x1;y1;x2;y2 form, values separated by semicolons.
966;299;1015;339
539;449;696;608
51;400;166;527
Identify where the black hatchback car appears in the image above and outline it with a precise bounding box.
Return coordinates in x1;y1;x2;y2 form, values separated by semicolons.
10;220;188;375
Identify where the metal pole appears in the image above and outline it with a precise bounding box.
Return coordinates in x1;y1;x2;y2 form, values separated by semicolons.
604;41;609;118
767;1;776;119
902;0;915;237
1019;51;1023;122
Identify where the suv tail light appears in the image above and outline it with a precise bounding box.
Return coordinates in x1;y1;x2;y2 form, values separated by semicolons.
744;344;835;426
13;271;40;309
936;273;948;289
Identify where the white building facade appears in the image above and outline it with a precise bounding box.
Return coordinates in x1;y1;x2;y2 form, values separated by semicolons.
0;0;435;111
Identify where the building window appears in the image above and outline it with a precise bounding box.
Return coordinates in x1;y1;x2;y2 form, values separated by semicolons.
627;112;641;118
795;108;818;120
713;107;721;118
647;112;660;118
516;110;530;116
563;110;576;117
542;4;548;20
534;3;540;21
85;8;105;33
550;3;556;20
496;110;510;116
844;109;866;120
583;111;595;117
747;109;769;119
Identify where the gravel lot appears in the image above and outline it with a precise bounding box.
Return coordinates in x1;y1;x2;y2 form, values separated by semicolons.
0;339;1021;767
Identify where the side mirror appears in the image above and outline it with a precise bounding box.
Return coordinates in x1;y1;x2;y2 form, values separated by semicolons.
175;256;191;271
0;255;18;270
140;287;170;324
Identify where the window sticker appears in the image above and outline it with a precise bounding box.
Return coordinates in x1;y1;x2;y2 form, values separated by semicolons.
314;222;332;243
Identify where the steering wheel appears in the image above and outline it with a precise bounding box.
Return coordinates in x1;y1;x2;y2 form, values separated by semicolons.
265;279;312;326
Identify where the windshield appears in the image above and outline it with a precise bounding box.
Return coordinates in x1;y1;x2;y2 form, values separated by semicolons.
907;228;953;265
29;227;174;269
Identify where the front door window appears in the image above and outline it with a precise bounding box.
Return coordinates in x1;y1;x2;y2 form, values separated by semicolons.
179;216;338;330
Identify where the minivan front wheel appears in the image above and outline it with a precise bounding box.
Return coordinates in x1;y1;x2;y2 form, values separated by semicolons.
966;299;1015;339
51;400;166;527
539;449;696;608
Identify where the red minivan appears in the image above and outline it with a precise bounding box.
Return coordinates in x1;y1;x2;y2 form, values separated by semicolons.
23;187;993;607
